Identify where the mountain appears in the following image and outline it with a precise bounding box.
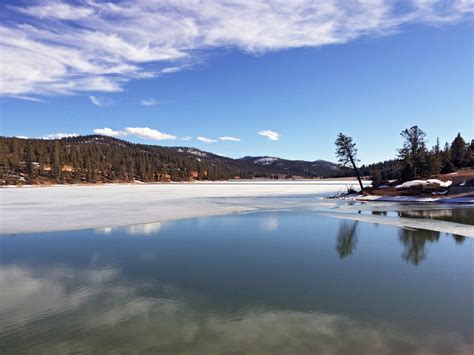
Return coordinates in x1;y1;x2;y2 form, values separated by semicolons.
238;156;343;178
0;135;348;185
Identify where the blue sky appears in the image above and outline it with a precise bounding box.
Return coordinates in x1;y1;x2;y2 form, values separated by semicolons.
0;1;472;163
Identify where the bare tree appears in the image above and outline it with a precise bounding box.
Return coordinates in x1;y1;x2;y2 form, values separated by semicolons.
335;133;364;191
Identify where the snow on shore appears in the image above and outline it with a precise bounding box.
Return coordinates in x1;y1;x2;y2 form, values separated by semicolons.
0;181;358;234
395;179;452;189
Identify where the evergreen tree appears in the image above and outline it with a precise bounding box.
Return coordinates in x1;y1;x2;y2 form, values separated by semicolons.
426;137;442;175
334;133;364;191
52;141;62;182
450;133;466;168
398;126;427;179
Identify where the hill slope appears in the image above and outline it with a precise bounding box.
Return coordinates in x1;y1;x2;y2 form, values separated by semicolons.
0;135;348;184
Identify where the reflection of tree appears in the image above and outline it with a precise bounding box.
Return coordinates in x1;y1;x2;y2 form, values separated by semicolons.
336;221;359;259
398;228;440;266
453;234;466;244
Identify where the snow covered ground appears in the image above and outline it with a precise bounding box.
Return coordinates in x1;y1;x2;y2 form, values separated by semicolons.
0;181;361;234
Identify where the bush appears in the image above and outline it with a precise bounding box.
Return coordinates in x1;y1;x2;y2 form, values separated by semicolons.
441;161;455;174
370;168;383;188
401;163;415;182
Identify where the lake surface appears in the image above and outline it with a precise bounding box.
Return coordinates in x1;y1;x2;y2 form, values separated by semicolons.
1;210;473;354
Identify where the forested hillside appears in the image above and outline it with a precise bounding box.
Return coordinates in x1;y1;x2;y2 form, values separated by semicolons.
0;135;347;185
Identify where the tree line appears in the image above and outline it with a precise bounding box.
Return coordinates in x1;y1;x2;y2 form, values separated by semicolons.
0;135;253;184
335;126;473;188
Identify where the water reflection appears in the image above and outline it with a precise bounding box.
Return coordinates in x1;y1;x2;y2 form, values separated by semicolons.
95;222;169;236
261;216;279;232
336;221;359;258
398;228;440;265
1;211;472;354
398;209;474;226
1;264;472;354
453;234;466;244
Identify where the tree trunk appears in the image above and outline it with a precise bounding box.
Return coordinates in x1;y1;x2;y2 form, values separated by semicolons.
349;155;364;191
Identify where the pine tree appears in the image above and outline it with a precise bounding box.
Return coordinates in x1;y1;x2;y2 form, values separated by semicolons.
52;141;62;182
450;133;466;168
334;133;364;190
398;126;427;178
427;137;442;175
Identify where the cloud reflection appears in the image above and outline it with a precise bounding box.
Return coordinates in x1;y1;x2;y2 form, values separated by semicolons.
0;264;471;354
261;216;279;232
95;222;169;236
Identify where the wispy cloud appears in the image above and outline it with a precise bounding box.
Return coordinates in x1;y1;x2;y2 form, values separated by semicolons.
181;136;192;141
8;95;43;102
197;136;218;144
219;136;241;142
1;1;472;97
140;98;158;106
161;66;186;74
89;96;113;107
93;127;127;137
41;133;79;140
125;127;176;141
258;130;280;141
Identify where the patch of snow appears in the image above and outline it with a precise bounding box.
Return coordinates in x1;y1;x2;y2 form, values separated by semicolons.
358;195;440;202
396;179;452;189
187;149;207;157
254;157;279;165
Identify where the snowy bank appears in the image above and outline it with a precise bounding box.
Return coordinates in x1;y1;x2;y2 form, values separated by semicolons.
395;179;452;189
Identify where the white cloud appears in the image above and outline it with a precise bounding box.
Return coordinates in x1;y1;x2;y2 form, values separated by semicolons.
133;72;158;79
93;127;127;137
140;98;158;106
125;127;176;141
258;130;280;141
41;133;79;139
89;96;112;106
14;135;29;139
197;136;218;143
219;136;241;142
161;66;185;74
181;136;192;141
1;1;472;97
